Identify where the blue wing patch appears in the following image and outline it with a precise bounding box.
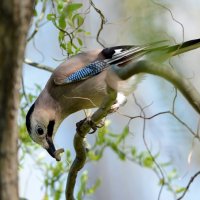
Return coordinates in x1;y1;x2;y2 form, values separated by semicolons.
64;60;108;83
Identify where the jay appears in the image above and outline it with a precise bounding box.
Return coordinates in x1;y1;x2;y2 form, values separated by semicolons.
26;39;200;161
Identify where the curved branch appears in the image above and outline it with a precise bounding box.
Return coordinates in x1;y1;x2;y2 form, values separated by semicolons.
65;87;117;200
27;0;48;42
111;60;200;114
24;58;54;72
66;60;200;199
89;0;106;47
177;171;200;200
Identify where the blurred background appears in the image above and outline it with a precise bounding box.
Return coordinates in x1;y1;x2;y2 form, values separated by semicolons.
20;0;200;199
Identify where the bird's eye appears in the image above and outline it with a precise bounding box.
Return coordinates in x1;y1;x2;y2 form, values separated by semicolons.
36;127;44;135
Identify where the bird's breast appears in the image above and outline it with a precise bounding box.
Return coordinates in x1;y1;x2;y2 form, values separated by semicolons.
51;71;108;115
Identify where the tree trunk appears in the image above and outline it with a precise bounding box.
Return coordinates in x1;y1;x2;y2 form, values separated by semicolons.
0;1;34;199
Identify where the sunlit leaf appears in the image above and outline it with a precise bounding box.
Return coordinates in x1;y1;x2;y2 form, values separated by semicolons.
72;14;84;27
87;151;102;161
116;126;129;145
59;15;67;29
143;156;154;168
175;187;186;194
167;169;178;181
86;179;101;195
66;3;83;14
47;13;56;21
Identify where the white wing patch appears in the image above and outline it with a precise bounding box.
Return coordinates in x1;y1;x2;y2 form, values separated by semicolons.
113;49;123;56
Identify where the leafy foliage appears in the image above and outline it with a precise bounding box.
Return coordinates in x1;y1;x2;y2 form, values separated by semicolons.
46;1;90;55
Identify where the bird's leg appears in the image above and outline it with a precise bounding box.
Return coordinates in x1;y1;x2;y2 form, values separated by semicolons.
86;93;127;132
109;92;127;113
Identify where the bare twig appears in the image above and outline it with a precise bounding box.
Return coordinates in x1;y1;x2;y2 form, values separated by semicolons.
150;0;185;43
177;171;200;200
24;58;54;72
132;94;166;200
172;87;178;113
120;110;198;139
111;60;200;114
89;0;106;47
27;0;48;42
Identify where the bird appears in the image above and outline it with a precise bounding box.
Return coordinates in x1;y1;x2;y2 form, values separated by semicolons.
26;38;200;161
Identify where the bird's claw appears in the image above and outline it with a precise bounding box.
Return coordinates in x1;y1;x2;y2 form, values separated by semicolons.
76;118;104;134
88;119;104;134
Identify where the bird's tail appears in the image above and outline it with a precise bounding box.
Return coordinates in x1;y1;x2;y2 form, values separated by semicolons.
104;38;200;65
166;38;200;56
105;38;200;95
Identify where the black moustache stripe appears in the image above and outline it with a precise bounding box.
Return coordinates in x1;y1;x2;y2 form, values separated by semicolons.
47;120;55;137
26;103;35;134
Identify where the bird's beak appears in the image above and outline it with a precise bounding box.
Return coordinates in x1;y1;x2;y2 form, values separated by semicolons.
46;136;56;159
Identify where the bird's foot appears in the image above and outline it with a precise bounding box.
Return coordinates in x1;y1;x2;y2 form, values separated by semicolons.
76;117;105;135
88;118;105;134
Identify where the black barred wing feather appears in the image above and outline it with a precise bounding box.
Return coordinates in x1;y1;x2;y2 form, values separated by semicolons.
63;60;108;83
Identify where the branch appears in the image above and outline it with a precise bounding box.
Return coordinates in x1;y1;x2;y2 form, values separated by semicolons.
111;60;200;114
27;0;47;42
177;171;200;200
65;87;117;200
24;58;54;72
89;0;106;47
66;60;200;199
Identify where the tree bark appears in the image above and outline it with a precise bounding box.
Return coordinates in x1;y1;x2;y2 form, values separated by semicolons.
0;1;34;200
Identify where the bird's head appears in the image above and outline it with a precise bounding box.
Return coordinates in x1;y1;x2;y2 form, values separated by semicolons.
25;103;63;161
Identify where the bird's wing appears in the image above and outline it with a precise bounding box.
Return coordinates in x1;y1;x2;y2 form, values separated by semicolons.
52;50;102;85
53;41;168;85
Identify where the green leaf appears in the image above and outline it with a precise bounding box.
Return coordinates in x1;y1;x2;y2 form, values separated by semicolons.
58;31;65;42
109;142;126;160
60;42;67;50
97;127;107;145
43;194;49;200
57;1;64;11
116;126;129;145
175;187;186;194
52;162;63;177
84;31;91;36
77;171;88;200
66;3;83;13
59;15;66;29
131;147;137;157
66;149;71;163
47;13;56;21
54;183;63;200
87;151;102;161
86;179;101;195
72;14;84;27
143;156;154;168
66;42;73;54
34;9;37;17
167;169;178;181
